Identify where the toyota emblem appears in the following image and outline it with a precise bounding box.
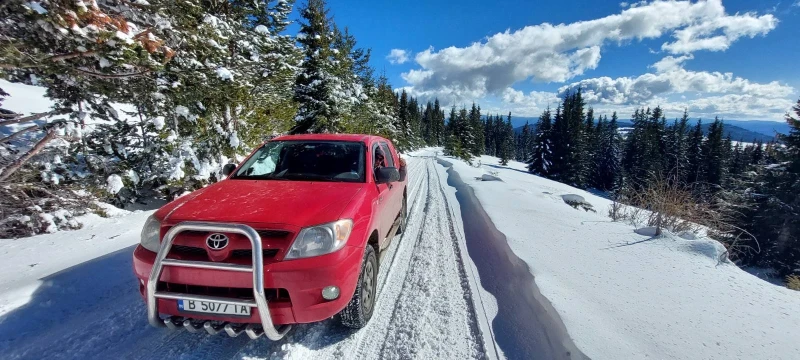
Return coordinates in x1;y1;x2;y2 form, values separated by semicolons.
206;233;229;250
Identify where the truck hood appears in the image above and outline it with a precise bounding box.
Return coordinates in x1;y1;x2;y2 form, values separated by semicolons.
162;180;365;227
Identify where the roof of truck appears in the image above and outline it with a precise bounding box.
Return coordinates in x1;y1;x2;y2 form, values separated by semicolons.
271;133;388;143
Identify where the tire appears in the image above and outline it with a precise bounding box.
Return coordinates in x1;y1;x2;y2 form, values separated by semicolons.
339;245;378;329
395;194;407;235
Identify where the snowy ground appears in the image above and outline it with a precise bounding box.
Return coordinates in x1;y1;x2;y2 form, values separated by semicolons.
3;146;798;360
0;154;496;360
440;154;800;360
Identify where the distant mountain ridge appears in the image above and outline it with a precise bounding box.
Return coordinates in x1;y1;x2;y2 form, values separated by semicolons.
512;120;777;143
507;117;786;143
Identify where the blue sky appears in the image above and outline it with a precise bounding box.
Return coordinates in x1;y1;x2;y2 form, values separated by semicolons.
290;0;800;121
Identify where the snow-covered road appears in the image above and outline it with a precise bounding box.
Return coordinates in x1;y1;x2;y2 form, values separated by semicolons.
0;154;494;360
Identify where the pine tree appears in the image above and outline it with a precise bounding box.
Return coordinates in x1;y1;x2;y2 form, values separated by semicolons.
549;90;586;186
665;110;690;182
604;113;623;191
484;115;495;156
686;120;704;184
580;107;595;187
468;103;484;156
499;115;515;165
492;114;504;156
444;106;470;160
422;102;434;145
396;90;411;147
528;107;553;175
292;0;338;133
743;99;800;276
519;122;532;163
700;117;727;190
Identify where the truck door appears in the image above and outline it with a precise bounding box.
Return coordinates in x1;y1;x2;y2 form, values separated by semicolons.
380;141;403;228
372;143;393;244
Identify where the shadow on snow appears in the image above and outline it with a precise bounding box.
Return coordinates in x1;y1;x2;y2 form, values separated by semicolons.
0;245;355;360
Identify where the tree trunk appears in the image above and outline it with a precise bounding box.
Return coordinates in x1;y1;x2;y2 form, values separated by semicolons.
0;129;56;182
0;125;40;144
0;110;59;127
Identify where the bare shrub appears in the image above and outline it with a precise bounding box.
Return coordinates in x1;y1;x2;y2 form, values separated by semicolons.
607;172;758;262
0;180;93;238
608;194;625;221
787;275;800;291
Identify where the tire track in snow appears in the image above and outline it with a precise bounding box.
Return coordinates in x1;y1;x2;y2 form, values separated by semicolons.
346;157;435;359
375;159;486;360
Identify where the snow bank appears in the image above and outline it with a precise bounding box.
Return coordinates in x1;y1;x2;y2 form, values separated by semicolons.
0;79;51;115
441;154;800;360
0;210;152;316
0;79;138;132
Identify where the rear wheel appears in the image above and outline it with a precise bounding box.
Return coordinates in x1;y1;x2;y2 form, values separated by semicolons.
339;245;378;329
395;193;407;235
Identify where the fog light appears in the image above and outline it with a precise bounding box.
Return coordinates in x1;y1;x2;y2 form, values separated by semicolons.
322;286;340;300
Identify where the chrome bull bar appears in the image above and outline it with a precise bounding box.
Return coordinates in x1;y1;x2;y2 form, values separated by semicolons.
146;221;292;340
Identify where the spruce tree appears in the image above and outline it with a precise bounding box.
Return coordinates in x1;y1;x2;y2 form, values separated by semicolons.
519;122;532;163
588;113;622;191
744;99;800;276
550;90;586;186
665;110;690;182
700;117;727;190
431;99;444;146
499;115;515;165
293;0;337;133
529;107;553;175
686;120;704;184
468;103;485;156
422;102;434;145
484;115;495;156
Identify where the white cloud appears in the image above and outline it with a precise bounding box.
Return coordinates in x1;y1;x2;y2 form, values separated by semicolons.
387;49;410;64
501;88;560;106
400;0;776;101
661;12;777;53
494;89;561;118
620;2;629;8
650;54;694;73
559;66;793;106
552;57;795;120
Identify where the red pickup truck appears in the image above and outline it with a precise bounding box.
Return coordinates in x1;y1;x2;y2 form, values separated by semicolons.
132;134;408;340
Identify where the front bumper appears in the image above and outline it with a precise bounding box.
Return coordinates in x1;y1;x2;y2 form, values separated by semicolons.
133;222;363;331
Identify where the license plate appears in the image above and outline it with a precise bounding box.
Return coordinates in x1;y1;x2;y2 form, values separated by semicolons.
178;299;251;316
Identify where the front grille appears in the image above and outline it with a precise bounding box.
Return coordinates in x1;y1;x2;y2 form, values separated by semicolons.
258;230;291;239
157;282;290;302
231;249;280;259
171;244;208;257
168;245;279;261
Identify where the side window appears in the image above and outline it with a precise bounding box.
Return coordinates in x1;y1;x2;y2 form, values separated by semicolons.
373;144;386;170
380;143;395;167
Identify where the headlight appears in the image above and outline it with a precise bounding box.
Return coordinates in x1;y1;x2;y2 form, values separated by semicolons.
285;219;353;259
140;215;161;252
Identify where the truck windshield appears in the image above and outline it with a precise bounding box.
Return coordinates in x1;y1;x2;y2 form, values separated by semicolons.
231;141;366;182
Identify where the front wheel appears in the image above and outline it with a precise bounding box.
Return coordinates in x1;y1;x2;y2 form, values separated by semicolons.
339;245;378;329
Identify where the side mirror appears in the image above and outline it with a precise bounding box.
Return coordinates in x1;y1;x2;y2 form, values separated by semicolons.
222;163;237;177
375;167;400;184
